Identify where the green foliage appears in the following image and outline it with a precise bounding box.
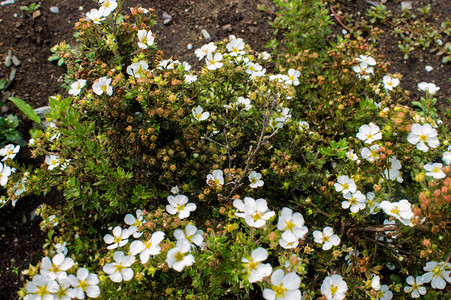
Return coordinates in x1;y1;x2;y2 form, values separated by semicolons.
8;97;42;126
264;0;332;56
0;114;25;147
20;2;41;14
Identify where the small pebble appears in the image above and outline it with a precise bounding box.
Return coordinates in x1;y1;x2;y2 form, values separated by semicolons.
162;12;172;25
0;0;15;6
5;55;12;67
201;29;211;41
342;29;348;35
49;6;59;14
79;6;84;11
187;43;193;50
401;1;412;10
12;55;20;66
13;13;17;17
425;65;433;72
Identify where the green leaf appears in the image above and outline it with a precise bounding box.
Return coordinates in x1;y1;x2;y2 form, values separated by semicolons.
8;97;42;125
0;78;7;90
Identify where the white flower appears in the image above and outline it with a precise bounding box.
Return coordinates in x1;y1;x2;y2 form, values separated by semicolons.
366;192;380;214
443;151;451;165
205;52;223;70
0;162;12;186
24;274;59;299
40;253;75;280
384;156;403;182
418;82;440;95
103;226;130;250
184;74;198;84
321;274;347;300
124;209;144;238
171;186;179;194
206;169;224;186
346;150;360;162
424;162;446;179
422;261;451;289
263;269;301;300
102;251;135;282
382;75;400;91
269;107;291;129
194;42;217;60
371;274;381;291
361;144;381;163
100;0;117;17
242;247;273;283
334;175;357;195
237;96;252;111
226;38;245;56
342;190;366;213
192;105;210;121
285;69;300;86
277;207;308;239
68;79;87;96
54;277;72;300
233;197;275;228
357;55;376;66
278;231;299;249
313;227;340;250
126;61;149;78
298;121;310;132
407;123;439;152
260;51;271;60
379;200;414;226
68;267;100;299
137;29;154;49
86;8;106;24
174;224;204;248
130;231;165;264
166;194;196;219
45;154;60;171
54;242;68;256
353;62;374;79
92;77;113;96
248;171;264;188
376;284;393;300
166;239;195;272
404;275;427;298
356;123;382;144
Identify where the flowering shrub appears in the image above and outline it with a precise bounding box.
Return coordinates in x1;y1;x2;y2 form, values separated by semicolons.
1;0;450;299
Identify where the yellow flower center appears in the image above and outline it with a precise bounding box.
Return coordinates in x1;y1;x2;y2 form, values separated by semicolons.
391;207;400;216
274;284;287;297
79;279;89;290
330;284;338;296
252;212;263;221
286;221;295;231
419;134;428;142
176;204;185;212
37;286;50;296
175;252;185;262
342;183;349;190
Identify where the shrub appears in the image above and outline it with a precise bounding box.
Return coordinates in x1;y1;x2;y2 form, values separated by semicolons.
3;1;450;299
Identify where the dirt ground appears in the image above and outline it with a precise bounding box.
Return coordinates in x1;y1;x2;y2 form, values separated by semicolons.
0;0;449;298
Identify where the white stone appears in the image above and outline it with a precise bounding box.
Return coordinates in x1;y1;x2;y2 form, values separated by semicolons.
50;6;59;14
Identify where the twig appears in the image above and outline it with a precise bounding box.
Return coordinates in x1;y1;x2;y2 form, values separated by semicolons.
330;5;351;33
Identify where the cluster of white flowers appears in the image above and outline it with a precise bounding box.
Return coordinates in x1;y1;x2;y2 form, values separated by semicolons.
418;82;440;95
224;96;253;111
24;245;100;299
269;106;292;130
86;0;117;23
353;55;376;79
0;144;17;187
334;175;367;213
277;207;308;249
233;197;275;228
269;68;300;86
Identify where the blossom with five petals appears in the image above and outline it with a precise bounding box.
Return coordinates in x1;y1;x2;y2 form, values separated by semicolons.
407;123;439;152
321;274;348;300
68;79;87;96
68;267;101;299
137;29;154;49
242;247;273;283
102;251;135;282
130;231;165;264
262;269;301;300
313;227;341;250
166;239;195;272
356;123;382;144
166;194;196;219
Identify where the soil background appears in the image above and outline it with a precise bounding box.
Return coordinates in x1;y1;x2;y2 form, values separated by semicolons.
0;0;449;299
